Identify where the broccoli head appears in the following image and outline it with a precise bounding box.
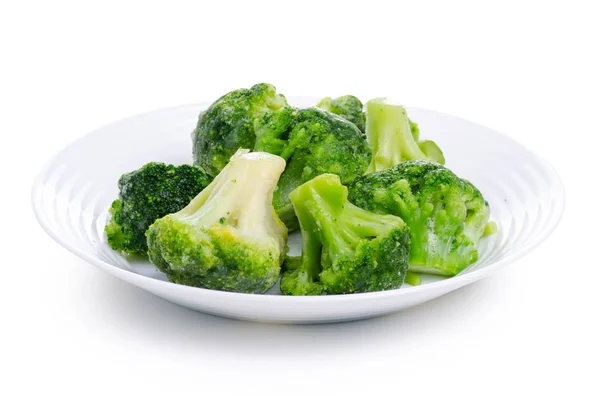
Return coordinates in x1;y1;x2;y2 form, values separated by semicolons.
192;83;288;177
146;150;288;293
348;160;490;276
317;95;366;133
365;98;445;173
280;174;410;295
105;162;211;255
254;107;372;230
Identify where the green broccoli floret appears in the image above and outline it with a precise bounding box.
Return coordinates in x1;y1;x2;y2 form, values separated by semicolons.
280;174;410;295
365;98;445;173
146;150;288;293
317;95;366;133
348;160;490;276
105;162;211;255
192;83;289;177
254;107;372;230
252;107;298;155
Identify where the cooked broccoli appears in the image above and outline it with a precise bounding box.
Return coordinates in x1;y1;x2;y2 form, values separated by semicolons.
483;221;498;236
317;95;366;133
146;150;288;293
254;107;372;230
105;162;211;255
418;140;446;164
252;107;298;155
280;174;410;295
404;271;422;286
192;83;288;177
365;98;445;173
410;120;420;141
349;160;490;276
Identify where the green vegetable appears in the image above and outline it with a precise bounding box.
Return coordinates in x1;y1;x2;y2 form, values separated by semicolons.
192;83;288;177
418;140;446;165
349;160;490;276
252;107;298;155
483;221;498;236
254;107;372;230
105;162;211;255
404;271;422;286
317;95;366;133
280;174;410;295
146;150;288;293
410;120;420;141
365;98;445;173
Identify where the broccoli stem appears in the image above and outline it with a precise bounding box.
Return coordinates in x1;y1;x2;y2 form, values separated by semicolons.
273;153;306;230
483;221;498;236
366;98;430;173
289;174;354;260
404;271;422;286
418;140;446;165
177;150;285;235
289;174;402;262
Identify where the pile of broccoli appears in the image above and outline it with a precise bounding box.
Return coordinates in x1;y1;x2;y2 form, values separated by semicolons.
105;82;493;295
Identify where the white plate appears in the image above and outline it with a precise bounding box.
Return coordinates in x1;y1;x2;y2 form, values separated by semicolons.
32;97;565;324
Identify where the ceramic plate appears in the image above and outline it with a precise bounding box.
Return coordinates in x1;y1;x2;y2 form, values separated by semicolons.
32;97;565;323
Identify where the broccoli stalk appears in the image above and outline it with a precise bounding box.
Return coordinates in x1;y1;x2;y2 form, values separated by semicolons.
280;174;410;295
483;221;498;236
365;98;445;173
404;271;422;286
147;150;288;293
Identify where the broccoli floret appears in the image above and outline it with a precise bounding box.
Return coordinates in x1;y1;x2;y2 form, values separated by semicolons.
252;107;298;155
146;150;288;293
365;98;445;173
105;162;211;255
317;95;366;133
280;174;410;295
254;107;372;230
192;83;288;177
349;161;490;276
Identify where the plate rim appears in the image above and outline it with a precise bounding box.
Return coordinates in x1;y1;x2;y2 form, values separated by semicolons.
31;99;566;304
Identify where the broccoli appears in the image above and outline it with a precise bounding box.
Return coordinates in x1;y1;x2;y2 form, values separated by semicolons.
280;174;411;295
404;271;422;286
483;221;498;236
316;95;366;133
146;150;288;293
252;106;298;155
365;98;445;173
410;120;420;141
348;160;490;276
254;107;372;230
418;140;446;165
192;83;289;177
105;162;211;255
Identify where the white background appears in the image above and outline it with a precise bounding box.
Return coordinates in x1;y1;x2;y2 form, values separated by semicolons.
1;0;598;396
